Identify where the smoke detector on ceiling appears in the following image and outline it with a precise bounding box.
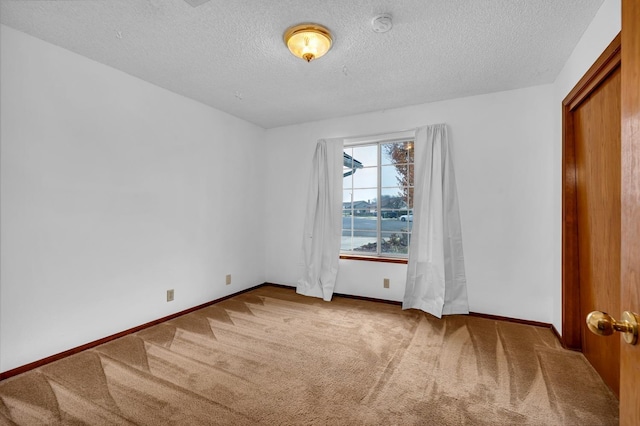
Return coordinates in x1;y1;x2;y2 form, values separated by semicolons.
371;14;393;33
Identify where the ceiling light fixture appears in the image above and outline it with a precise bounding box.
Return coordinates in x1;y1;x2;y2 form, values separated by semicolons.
284;23;333;63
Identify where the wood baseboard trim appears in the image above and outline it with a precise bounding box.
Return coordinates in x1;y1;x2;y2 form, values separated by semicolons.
266;283;558;331
549;324;578;351
0;283;266;381
266;283;560;334
1;282;564;380
467;313;566;347
335;293;403;306
339;255;408;264
467;311;552;329
262;282;403;306
261;282;294;290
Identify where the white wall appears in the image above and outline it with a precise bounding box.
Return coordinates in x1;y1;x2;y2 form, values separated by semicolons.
0;25;266;373
265;84;555;322
550;0;621;333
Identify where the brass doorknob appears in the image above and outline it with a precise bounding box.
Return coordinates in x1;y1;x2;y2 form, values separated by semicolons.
586;310;640;345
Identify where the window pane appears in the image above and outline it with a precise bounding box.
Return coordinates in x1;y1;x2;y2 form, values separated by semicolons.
343;171;353;188
381;141;414;165
345;189;376;215
343;190;353;204
405;187;414;210
406;142;415;163
353;240;378;252
380;187;406;207
352;144;378;168
343;215;377;232
341;230;377;253
399;214;413;231
353;166;377;189
342;215;353;232
343;148;354;180
389;164;412;188
380;209;400;219
381;165;403;188
381;232;410;255
341;233;358;252
381;216;412;232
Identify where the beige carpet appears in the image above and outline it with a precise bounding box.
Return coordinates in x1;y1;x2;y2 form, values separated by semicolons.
0;285;618;425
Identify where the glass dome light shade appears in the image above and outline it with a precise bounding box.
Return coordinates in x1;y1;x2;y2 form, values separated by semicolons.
284;24;333;62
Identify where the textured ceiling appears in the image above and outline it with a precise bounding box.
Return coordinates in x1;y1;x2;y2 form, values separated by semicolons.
1;0;605;129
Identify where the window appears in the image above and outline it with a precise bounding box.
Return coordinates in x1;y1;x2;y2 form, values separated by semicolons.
342;136;414;258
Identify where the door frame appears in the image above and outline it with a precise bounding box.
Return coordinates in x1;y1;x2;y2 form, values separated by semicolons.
561;33;621;350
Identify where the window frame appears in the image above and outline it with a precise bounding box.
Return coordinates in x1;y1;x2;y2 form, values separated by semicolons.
341;131;415;262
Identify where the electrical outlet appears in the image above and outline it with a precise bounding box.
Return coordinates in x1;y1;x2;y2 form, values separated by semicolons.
167;289;174;302
226;274;232;285
383;278;390;289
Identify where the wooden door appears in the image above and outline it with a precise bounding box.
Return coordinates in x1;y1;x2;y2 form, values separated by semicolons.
562;35;622;396
576;66;621;394
575;61;622;395
620;1;640;424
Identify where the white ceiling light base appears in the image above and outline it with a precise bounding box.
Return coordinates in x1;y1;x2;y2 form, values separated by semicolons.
183;0;211;7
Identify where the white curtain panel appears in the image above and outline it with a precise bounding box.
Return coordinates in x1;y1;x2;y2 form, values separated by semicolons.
403;124;469;318
297;138;344;301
